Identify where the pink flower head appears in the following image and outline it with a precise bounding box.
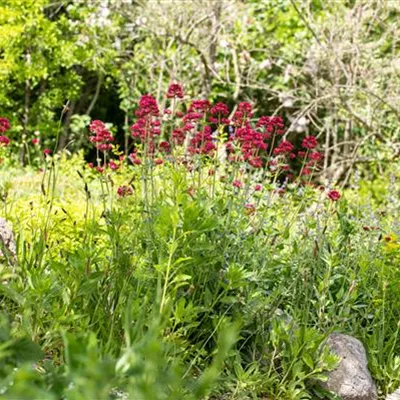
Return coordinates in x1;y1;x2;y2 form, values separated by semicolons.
188;100;211;114
327;190;341;201
172;128;186;145
117;185;133;197
309;151;323;162
89;120;105;134
249;156;263;168
32;138;40;145
238;102;252;115
154;158;163;165
43;149;52;156
109;160;120;171
89;119;114;151
232;179;243;188
183;112;203;122
0;136;10;146
0;118;10;133
166;83;184;99
129;153;142;165
159;141;171;153
210;102;229;116
302;136;318;149
254;184;262;191
273;140;294;155
135;94;159;117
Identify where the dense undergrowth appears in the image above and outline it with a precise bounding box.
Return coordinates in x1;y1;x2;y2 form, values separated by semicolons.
1;91;400;399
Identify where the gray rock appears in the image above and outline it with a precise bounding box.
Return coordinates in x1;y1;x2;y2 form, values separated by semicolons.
321;333;377;400
387;389;400;400
0;217;16;263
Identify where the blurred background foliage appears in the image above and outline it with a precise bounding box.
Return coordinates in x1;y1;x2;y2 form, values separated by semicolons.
1;0;400;182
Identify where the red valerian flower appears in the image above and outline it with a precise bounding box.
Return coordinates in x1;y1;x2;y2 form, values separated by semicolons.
297;151;307;158
254;184;262;191
129;153;142;165
238;102;252;115
117;185;133;197
183;112;203;122
172;128;186;145
183;122;195;131
0;117;10;133
109;160;120;171
43;149;52;156
302;136;318;149
89;120;105;133
135;94;159;117
327;190;341;201
159;141;171;153
32;138;40;145
188;100;211;113
248;156;263;168
166;83;184;99
273;140;294;155
232;179;243;188
210;102;229;116
309;151;323;161
0;136;10;146
188;126;216;155
209;116;230;125
89;119;114;151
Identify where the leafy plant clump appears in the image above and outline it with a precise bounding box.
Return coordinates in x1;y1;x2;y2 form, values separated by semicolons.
0;86;399;400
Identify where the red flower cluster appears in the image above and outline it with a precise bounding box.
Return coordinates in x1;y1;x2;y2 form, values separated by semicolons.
88;155;125;173
188;100;210;113
210;102;229;116
129;153;142;165
89;120;114;151
166;83;184;99
302;136;318;149
188;126;216;155
89;83;324;188
274;140;294;155
135;94;159;118
0;118;10;133
209;102;230;124
0;117;10;146
257;116;285;135
327;190;341;201
117;185;133;197
130;95;161;151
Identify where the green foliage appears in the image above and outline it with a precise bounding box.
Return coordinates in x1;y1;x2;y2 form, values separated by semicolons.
1;150;400;398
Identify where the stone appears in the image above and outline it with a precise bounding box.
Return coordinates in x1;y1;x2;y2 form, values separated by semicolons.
387;389;400;400
0;217;16;262
321;333;377;400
